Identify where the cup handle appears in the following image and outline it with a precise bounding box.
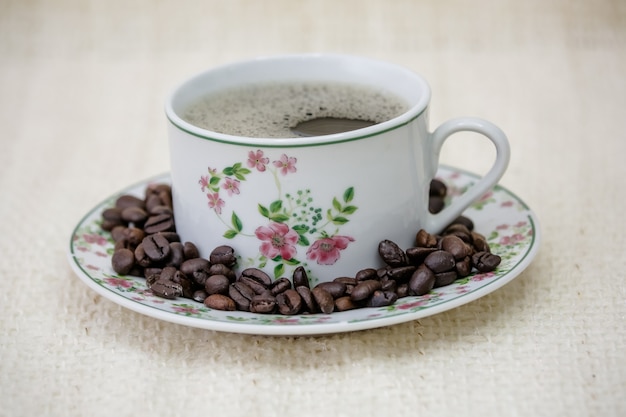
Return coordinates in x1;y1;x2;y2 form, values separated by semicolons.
424;117;511;234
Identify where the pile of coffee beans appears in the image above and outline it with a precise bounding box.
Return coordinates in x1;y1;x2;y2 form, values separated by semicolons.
99;179;500;314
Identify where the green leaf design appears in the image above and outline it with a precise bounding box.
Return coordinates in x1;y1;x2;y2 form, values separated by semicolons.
292;224;309;234
231;212;243;232
332;197;342;211
258;204;270;218
209;176;220;186
223;229;238;239
269;200;283;213
269;213;290;222
283;258;301;266
332;216;349;225
343;187;355;203
342;205;358;214
298;234;310;246
274;263;285;278
223;167;234;176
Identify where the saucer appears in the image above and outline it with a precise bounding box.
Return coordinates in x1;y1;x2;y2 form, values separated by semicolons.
67;166;540;336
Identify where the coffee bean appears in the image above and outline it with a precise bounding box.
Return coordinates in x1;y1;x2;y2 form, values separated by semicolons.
276;289;302;315
115;194;145;210
396;283;409;298
380;279;397;293
472;251;502;272
183;242;200;259
228;282;255;311
121;206;148;224
292;266;310;288
204;294;236;311
150;278;183;299
133;244;152;268
406;246;437;265
311;287;334;314
250;292;277;314
142;234;171;262
111;248;135;275
101;208;124;231
208;263;236;282
440;235;472;260
429;196;445;214
415;229;438;248
172;270;195;298
314;282;346;298
378;240;408;266
429;179;447;198
192;289;208;303
424;250;456;273
471;232;490;253
143;213;175;234
296;286;317;313
449;215;474;231
239;275;269;295
455;256;472;277
270;277;292;295
180;258;211;286
386;265;416;283
442;223;472;243
434;271;458;287
355;268;378;282
205;274;230;295
366;290;398;307
209;245;237;268
351;280;382;302
165;241;185;268
240;268;272;287
334;296;359;312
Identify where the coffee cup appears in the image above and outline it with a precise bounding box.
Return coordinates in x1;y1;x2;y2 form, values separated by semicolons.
165;54;510;284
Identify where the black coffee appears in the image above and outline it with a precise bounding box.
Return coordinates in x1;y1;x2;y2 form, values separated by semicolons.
181;81;408;138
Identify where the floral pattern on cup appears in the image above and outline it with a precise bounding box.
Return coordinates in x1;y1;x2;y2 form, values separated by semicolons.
198;150;358;278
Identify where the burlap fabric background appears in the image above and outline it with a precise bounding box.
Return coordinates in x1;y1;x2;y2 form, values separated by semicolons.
1;0;624;416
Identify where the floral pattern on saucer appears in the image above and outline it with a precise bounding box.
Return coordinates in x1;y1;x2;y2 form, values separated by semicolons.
68;166;540;335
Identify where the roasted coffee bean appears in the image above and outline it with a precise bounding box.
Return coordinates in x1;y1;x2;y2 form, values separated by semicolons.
166;241;185;268
440;235;472;260
408;264;435;296
315;282;346;298
183;242;200;259
381;279;397;293
209;245;237;268
396;283;409;298
121;206;148;224
292;266;310;288
449;215;474;231
424;250;456;273
276;289;302;315
192;289;208;303
204;294;236;311
377;267;390;280
115;194;145;210
155;231;181;242
472;251;502;272
111;248;135;275
429;178;447;198
250;292;277;314
208;263;236;282
150;279;183;299
442;223;472;243
386;265;416;282
172;270;195;298
355;268;378;282
415;229;438;248
406;246;438;265
471;232;490;253
270;277;292;296
146;273;161;288
142;234;171;262
143;267;162;279
311;287;334;314
145;194;164;214
296;286;317;313
180;258;211;286
240;268;272;288
367;290;398;307
335;296;359;312
101;207;124;231
434;271;458;287
378;240;408;266
351;280;382;302
143;213;175;234
429;196;445;214
455;256;472;277
239;275;269;295
133;244;152;268
333;277;356;295
159;266;177;281
113;226;145;246
228;282;256;311
205;274;230;295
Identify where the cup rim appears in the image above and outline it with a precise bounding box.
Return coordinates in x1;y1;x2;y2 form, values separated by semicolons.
164;53;431;147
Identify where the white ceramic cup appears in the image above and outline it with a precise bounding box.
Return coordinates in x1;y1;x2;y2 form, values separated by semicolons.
165;54;510;284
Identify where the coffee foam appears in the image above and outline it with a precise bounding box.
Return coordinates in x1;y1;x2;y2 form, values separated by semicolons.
182;81;409;138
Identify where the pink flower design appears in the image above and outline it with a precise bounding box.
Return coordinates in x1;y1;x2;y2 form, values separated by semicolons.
273;154;297;175
199;175;210;191
82;233;107;246
306;235;355;265
222;177;241;196
172;306;201;315
501;200;514;207
496;224;509;230
499;233;525;245
207;192;225;214
104;277;133;288
247;150;269;172
255;222;299;260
